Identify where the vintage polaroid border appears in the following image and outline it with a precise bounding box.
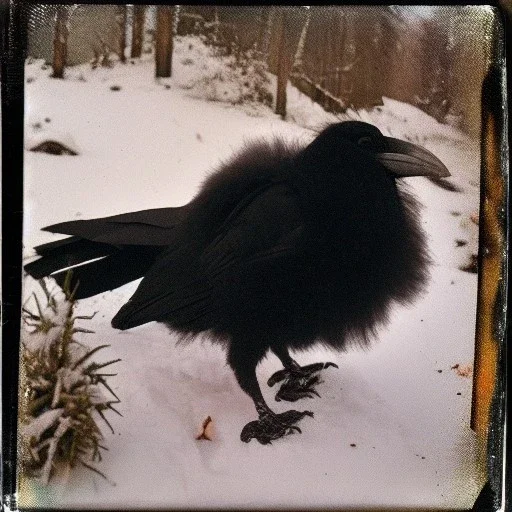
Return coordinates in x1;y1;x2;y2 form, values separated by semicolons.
1;2;509;510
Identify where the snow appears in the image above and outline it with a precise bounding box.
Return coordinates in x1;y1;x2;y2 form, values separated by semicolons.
22;409;65;443
19;36;484;509
22;294;72;355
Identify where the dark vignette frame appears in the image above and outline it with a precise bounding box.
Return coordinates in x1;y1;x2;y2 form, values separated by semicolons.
1;1;509;511
2;1;27;510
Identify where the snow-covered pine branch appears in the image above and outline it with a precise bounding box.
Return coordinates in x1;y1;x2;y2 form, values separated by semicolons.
19;273;121;485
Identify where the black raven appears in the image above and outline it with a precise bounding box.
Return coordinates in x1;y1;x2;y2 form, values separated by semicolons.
25;121;450;444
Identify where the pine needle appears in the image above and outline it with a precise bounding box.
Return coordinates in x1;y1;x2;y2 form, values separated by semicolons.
97;376;120;401
73;327;96;334
107;404;123;417
72;345;111;370
74;312;98;320
78;459;113;484
97;409;115;434
86;359;122;372
22;307;40;321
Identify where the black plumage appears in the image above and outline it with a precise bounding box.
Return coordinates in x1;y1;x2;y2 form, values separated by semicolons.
25;121;450;444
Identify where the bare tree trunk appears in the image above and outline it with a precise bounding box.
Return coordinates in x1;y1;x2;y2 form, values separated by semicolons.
155;6;173;78
292;8;310;75
319;15;329;89
325;10;334;93
117;5;127;63
350;10;374;109
52;6;69;79
336;12;347;98
131;5;146;59
262;7;274;62
275;9;288;118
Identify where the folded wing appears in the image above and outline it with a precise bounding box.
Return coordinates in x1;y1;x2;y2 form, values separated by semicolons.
111;183;305;332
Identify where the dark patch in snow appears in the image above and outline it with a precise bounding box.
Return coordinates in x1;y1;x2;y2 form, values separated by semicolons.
450;211;461;217
110;85;122;91
459;254;478;274
427;177;463;193
165;84;171;90
455;239;468;247
437;370;443;373
350;443;356;447
196;133;203;142
27;77;35;83
30;140;78;156
45;117;51;123
457;392;461;395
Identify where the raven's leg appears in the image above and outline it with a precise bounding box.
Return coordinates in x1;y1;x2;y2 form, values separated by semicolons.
268;346;338;402
228;343;313;444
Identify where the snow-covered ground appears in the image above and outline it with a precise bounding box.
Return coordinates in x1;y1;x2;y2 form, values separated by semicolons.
19;37;484;509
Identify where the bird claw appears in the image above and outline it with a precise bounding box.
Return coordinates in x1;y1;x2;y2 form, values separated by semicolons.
269;361;337;402
268;361;338;387
240;410;313;444
276;382;318;402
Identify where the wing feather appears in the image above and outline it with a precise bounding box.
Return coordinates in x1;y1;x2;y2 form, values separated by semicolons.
111;184;305;331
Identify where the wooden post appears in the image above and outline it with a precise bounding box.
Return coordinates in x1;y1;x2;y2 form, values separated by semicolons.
131;5;146;58
155;6;173;78
52;6;69;79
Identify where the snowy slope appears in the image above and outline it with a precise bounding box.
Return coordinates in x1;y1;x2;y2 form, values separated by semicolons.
20;37;483;509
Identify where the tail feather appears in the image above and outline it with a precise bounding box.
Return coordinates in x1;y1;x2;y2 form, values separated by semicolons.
50;247;162;299
25;237;163;299
42;205;189;245
25;238;117;279
24;206;188;299
34;235;83;254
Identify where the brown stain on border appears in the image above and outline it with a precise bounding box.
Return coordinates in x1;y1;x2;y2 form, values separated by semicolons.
470;40;507;466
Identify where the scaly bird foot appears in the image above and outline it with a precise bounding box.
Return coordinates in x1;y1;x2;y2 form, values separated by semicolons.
240;409;314;444
268;362;338;402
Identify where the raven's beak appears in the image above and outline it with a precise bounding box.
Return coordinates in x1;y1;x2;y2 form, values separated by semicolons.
377;137;451;178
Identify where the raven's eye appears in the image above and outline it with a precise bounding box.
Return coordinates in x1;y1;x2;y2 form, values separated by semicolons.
357;136;373;147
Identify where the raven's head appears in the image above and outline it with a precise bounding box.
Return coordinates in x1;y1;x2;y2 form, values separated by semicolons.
310;121;450;179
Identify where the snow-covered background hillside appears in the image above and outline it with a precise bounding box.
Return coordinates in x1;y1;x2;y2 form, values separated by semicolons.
19;36;483;509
